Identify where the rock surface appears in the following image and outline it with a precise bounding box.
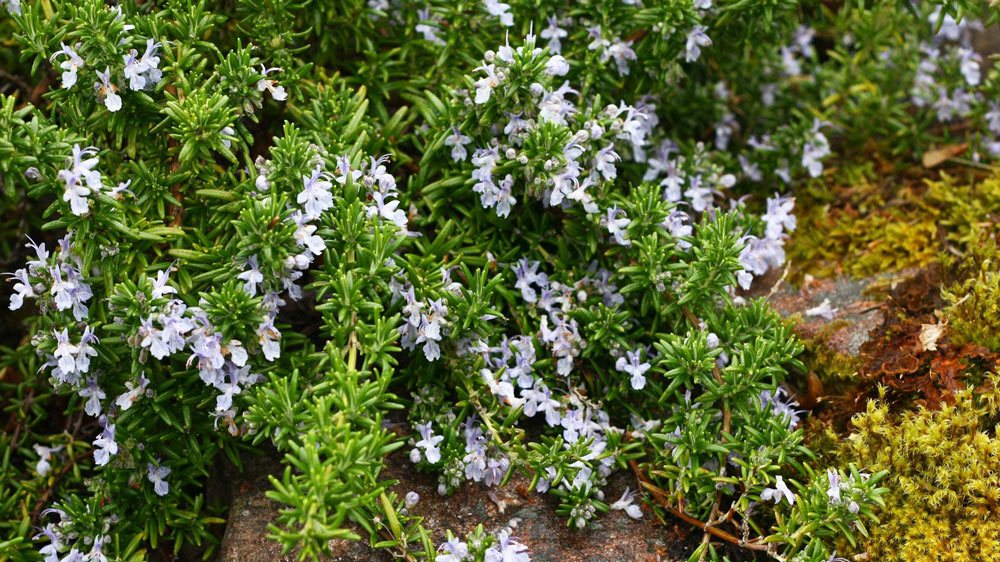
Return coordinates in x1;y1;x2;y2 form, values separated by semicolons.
767;273;886;358
217;449;701;562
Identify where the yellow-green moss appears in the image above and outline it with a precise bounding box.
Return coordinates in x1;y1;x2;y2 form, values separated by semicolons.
846;381;1000;561
925;173;1000;249
801;329;860;385
788;189;938;279
788;170;999;280
943;240;1000;352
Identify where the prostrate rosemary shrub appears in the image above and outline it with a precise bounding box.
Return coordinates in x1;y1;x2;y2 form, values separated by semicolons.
0;1;995;562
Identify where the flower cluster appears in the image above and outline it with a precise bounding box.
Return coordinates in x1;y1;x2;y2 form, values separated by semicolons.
435;524;531;562
455;33;653;220
50;20;162;113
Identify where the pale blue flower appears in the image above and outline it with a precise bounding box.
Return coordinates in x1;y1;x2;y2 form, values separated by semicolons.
257;65;287;100
435;537;469;562
540;16;567;53
763;194;796;240
610;487;643;519
685;25;712;63
50;43;84;88
415;8;445;45
484;530;530;562
33;444;63;477
147;463;171;496
237;256;263;296
801;120;830;177
298;167;334;219
761;475;795;505
616;348;650;390
444;126;472;162
93;418;118;466
605;206;631;246
79;376;105;417
94;67;122;112
483;0;513;27
412;422;444;464
473;64;500;104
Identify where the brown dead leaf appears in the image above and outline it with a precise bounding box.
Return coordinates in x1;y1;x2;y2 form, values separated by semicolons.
919;323;945;351
922;143;968;168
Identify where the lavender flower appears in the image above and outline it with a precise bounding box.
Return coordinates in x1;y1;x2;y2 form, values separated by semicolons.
435;537;469;562
684;175;714;212
513;259;543;303
237;256;264;296
958;47;981;86
444;126;472;162
483;455;510;487
484;530;530;562
138;39;163;86
123;50;147;91
50;43;85;89
521;382;561;426
58;144;104;216
610;487;643;519
615;349;650;390
473;63;501;104
368;190;409;229
298;167;334;219
606;39;637;76
35;523;64;562
737;236;786;290
411;422;444;464
540;312;582;376
115;374;150;411
540;15;567;53
762;194;796;240
761;475;795;505
257;317;282;361
801;120;830;177
151;268;177;299
93;418;118;466
483;0;513;27
147;463;171;496
685;25;712;63
8;268;36;310
805;298;837;320
94;67;122;112
79;377;105;417
760;387;801;429
604;206;631;246
495;174;516;218
408;298;447;361
661;209;693;250
33;444;63;476
257;65;288;101
415;8;445;45
593;144;620;180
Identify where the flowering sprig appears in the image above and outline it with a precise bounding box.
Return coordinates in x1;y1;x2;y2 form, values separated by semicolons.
5;2;993;561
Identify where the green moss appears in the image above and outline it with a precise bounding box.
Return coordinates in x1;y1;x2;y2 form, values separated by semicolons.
789;171;1000;280
943;240;1000;352
801;329;860;386
847;381;1000;561
788;189;938;279
925;173;1000;249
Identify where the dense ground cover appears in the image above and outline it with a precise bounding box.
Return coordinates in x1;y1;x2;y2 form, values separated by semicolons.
1;1;998;561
